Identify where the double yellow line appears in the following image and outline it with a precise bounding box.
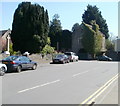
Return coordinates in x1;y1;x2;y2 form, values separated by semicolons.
80;74;119;105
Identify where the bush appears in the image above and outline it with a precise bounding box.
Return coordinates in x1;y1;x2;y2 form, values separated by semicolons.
9;44;21;55
41;44;55;55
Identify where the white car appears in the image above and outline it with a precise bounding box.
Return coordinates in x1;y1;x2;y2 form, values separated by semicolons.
64;52;79;62
0;63;7;76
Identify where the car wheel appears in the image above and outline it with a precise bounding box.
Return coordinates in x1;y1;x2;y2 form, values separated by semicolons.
32;64;37;70
67;60;70;63
17;66;22;73
62;61;65;64
0;67;5;76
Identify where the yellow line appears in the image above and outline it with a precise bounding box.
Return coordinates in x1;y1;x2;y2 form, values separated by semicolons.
80;74;118;105
87;75;118;104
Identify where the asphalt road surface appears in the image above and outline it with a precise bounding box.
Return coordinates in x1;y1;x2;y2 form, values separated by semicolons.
1;61;118;104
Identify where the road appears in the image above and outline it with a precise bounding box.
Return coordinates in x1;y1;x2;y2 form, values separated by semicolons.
1;61;118;104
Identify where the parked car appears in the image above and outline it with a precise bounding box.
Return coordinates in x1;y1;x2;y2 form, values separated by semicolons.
52;54;69;64
2;56;37;72
0;63;7;76
97;55;112;61
64;52;78;62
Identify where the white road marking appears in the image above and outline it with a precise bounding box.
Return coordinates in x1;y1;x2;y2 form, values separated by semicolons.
72;67;99;78
72;71;89;77
18;79;60;93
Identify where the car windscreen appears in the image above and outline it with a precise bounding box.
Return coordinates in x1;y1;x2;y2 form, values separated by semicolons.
3;56;19;61
56;55;64;58
64;53;71;55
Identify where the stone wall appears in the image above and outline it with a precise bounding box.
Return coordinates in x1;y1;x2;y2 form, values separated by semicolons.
72;25;83;55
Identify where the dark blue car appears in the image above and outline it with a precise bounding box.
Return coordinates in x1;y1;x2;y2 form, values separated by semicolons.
2;56;37;72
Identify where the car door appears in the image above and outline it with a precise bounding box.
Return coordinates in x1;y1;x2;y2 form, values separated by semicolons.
19;57;28;69
23;57;32;68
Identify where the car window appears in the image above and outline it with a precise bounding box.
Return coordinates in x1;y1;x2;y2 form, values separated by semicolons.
65;53;71;55
21;57;30;62
3;56;18;61
56;55;63;58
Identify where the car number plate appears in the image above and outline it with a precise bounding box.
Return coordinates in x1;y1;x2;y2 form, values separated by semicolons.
55;60;59;62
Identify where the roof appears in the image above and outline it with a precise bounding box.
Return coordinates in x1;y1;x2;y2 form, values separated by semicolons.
0;29;11;37
0;30;8;37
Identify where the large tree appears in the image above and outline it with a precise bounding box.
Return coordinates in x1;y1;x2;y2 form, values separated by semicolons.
82;4;109;39
72;23;80;32
60;30;72;51
48;14;62;50
11;2;49;53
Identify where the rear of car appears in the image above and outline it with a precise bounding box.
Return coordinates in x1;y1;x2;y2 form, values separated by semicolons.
64;52;78;62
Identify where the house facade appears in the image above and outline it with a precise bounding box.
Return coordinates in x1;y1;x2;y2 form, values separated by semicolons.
0;29;11;53
72;23;106;59
114;38;120;61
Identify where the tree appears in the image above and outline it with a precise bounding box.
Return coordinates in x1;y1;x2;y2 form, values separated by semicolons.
11;2;49;53
82;22;102;58
60;30;72;51
48;14;62;50
106;39;114;51
82;4;109;39
72;23;80;32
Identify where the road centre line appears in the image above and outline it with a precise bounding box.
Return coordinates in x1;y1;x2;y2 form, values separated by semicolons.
18;79;60;93
72;71;89;77
80;74;119;105
72;67;99;77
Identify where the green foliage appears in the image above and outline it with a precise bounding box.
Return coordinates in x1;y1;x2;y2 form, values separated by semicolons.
82;22;102;57
82;4;109;39
41;44;55;54
82;22;95;55
106;39;114;51
11;2;49;53
9;44;21;55
60;30;72;51
47;37;51;45
9;43;14;55
48;14;62;49
72;23;80;32
94;33;102;55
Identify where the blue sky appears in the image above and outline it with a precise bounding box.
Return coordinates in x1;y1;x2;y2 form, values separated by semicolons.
0;1;118;37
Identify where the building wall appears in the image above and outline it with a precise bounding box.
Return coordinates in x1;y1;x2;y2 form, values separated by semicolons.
72;25;83;54
72;24;106;56
0;30;11;52
115;39;120;52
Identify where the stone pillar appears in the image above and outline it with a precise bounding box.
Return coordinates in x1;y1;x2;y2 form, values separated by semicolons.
7;34;10;53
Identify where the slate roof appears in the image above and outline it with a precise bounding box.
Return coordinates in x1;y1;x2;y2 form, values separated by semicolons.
0;29;11;37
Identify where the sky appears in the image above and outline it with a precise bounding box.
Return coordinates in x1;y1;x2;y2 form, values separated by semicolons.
0;1;118;38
